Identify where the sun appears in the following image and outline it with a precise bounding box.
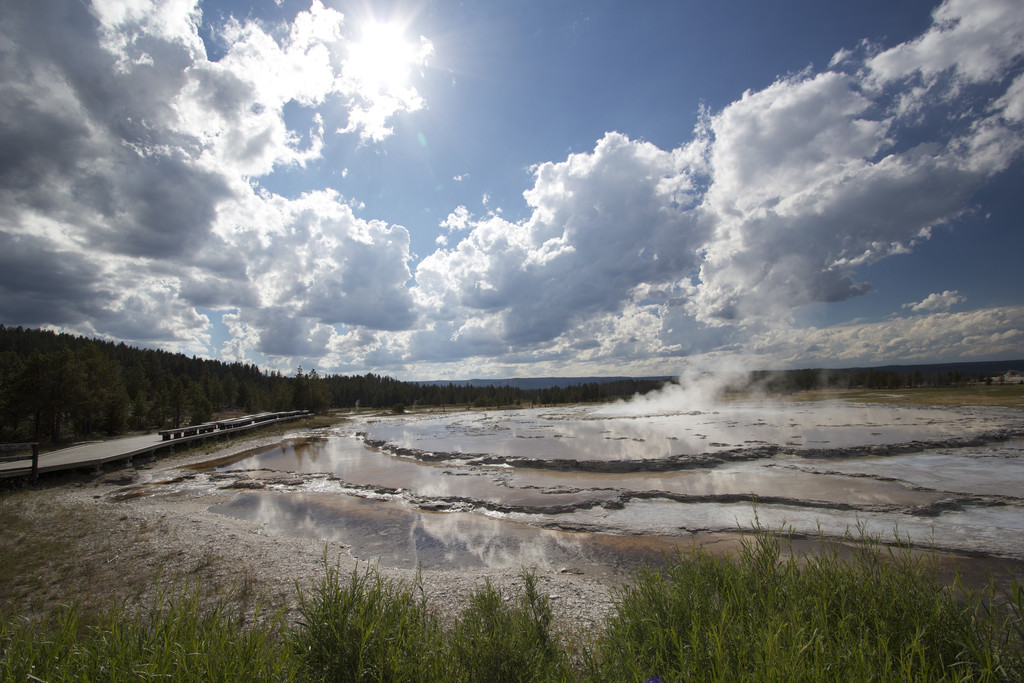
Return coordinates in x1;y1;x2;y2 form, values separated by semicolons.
345;20;430;94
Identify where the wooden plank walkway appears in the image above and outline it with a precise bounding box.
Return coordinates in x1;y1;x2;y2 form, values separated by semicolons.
0;410;312;479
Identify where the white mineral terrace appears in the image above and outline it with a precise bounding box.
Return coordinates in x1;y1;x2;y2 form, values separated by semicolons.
94;400;1020;573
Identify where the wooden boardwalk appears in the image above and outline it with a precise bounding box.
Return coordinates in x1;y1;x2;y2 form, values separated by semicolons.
0;410;312;479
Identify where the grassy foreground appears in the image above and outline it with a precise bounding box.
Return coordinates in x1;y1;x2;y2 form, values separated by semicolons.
2;528;1021;682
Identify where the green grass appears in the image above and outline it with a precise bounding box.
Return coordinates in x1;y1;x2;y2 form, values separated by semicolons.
293;563;450;681
2;526;1021;682
292;563;570;682
0;585;296;681
451;571;571;682
585;526;1022;681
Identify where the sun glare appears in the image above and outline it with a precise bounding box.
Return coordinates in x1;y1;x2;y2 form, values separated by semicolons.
346;21;428;93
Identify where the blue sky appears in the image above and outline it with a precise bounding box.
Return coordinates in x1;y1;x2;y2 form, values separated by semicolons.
1;0;1022;379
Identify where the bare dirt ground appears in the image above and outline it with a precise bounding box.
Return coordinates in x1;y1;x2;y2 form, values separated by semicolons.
0;433;616;634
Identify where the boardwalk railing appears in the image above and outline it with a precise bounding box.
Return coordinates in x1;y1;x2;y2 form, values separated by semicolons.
157;410;310;441
0;410;313;480
0;442;40;478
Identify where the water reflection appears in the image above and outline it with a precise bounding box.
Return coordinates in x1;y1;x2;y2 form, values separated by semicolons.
210;491;694;574
788;446;1024;497
200;403;1024;568
522;496;1024;560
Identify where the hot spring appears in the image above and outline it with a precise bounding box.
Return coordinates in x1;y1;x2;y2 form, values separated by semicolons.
176;399;1024;575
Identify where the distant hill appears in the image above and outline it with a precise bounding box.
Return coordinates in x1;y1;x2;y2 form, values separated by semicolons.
416;376;675;390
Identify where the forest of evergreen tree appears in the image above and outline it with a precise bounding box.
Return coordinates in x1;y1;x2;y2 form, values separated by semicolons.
1;325;1015;445
0;326;667;444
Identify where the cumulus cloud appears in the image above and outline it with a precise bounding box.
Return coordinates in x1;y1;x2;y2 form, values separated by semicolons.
209;187;418;361
439;205;472;232
0;0;1021;375
903;290;967;312
753;306;1024;366
171;8;341;176
688;57;1022;324
414;132;707;349
410;0;1023;370
0;0;425;360
867;0;1024;86
0;0;230;258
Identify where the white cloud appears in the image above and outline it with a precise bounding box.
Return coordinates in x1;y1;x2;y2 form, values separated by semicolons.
407;0;1024;372
682;1;1023;330
867;0;1024;86
705;72;891;215
439;205;472;232
1;0;1022;375
753;306;1024;366
996;73;1024;122
903;290;967;311
0;0;425;361
413;132;707;350
688;60;1022;325
91;0;206;64
216;188;418;351
169;3;344;176
89;275;214;354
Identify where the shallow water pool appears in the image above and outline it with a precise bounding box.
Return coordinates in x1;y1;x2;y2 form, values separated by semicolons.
197;401;1024;571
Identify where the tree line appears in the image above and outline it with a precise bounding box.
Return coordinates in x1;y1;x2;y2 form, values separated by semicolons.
8;325;1011;445
0;326;666;444
747;366;1005;394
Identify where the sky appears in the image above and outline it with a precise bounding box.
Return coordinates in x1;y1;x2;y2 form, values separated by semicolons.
1;0;1022;380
